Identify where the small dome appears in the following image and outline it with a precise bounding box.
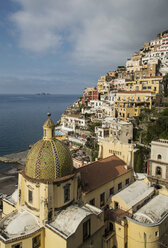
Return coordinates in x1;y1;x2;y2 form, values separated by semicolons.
25;118;73;180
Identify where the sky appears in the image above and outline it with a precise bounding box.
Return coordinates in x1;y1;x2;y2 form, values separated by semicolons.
0;0;168;94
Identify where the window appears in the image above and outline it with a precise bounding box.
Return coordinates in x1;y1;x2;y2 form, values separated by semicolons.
19;189;21;203
156;166;162;176
115;202;118;209
109;222;113;231
157;154;162;160
28;190;33;204
48;210;52;221
100;192;105;207
125;178;129;186
83;219;90;241
155;231;159;237
109;187;114;196
118;182;122;191
32;234;41;248
64;184;70;203
89;198;95;206
12;243;22;248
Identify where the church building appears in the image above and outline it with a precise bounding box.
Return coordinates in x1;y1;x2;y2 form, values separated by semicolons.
0;118;167;248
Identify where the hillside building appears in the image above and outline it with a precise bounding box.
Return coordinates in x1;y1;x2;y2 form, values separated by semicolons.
125;76;163;95
82;87;98;105
61;113;89;132
114;91;156;120
96;118;133;144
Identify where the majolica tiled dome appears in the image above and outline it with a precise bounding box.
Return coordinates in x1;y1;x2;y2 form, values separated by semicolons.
25;119;73;180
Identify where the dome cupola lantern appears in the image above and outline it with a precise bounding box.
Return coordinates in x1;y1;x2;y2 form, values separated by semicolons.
43;117;55;140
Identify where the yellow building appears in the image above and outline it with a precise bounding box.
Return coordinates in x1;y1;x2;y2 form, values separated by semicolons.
106;180;168;248
78;156;133;208
97;75;113;94
99;138;136;169
102;139;168;248
125;76;163;95
0;118;105;248
1;118;168;248
115;91;155;120
0;118;134;248
97;76;106;93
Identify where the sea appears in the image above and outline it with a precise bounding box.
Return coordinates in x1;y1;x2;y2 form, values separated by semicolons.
0;94;79;157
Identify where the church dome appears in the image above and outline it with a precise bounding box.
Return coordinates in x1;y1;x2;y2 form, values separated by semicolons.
25;118;73;180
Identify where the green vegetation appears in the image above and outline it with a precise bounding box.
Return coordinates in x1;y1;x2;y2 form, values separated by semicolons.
134;108;168;145
162;30;168;35
87;121;101;135
163;73;168;97
132;107;168;172
85;137;99;161
143;108;168;144
134;146;150;173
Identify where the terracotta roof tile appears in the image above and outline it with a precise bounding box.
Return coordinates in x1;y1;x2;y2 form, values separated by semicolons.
118;91;153;94
105;209;132;222
78;155;132;194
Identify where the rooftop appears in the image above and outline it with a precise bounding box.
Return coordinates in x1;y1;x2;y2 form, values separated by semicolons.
104;117;131;125
48;204;102;238
78;155;132;194
113;181;154;207
145;76;163;79
0;210;41;240
133;194;168;224
152;139;168;145
105;209;132;223
118;91;153;94
65;113;84;119
4;189;18;206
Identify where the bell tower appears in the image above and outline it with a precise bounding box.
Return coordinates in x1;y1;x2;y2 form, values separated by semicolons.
148;139;168;188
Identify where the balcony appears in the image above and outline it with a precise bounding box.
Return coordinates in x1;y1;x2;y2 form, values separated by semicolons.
103;230;115;242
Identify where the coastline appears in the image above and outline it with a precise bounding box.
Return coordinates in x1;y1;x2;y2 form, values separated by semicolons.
0;150;28;195
0;150;28;166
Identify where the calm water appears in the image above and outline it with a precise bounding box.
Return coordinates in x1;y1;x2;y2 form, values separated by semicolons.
0;94;79;156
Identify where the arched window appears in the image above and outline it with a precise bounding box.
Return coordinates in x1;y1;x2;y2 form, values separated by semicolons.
156;166;162;176
157;154;162;160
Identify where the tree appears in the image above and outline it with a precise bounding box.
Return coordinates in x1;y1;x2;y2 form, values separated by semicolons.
163;73;168;97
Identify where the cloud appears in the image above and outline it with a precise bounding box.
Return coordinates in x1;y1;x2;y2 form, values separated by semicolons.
0;71;91;94
10;0;168;67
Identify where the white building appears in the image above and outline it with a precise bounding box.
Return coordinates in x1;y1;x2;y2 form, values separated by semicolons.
62;114;89;132
157;33;168;52
96;117;133;143
113;79;126;90
100;91;117;105
88;100;103;109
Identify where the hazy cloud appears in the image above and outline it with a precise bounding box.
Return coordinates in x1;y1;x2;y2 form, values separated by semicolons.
10;0;168;67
